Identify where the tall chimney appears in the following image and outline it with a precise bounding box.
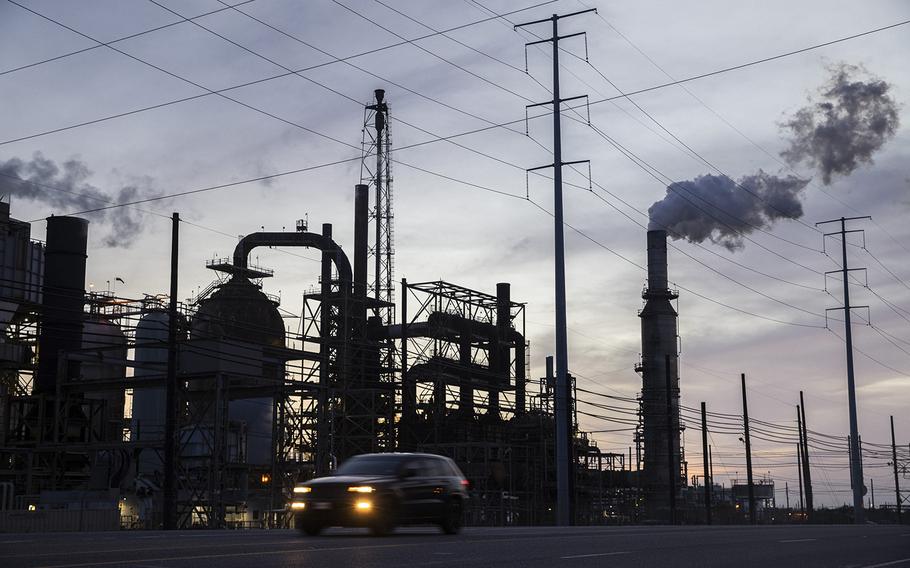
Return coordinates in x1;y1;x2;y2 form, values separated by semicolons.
639;229;681;521
36;216;88;394
353;184;369;299
647;229;669;291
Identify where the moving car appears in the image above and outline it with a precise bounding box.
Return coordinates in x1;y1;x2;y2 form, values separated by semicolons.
289;452;469;536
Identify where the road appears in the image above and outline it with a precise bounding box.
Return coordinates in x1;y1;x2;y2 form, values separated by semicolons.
0;525;908;567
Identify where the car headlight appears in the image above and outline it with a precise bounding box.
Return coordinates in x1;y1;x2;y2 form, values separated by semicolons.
354;500;372;511
293;486;312;494
290;502;306;510
347;486;375;493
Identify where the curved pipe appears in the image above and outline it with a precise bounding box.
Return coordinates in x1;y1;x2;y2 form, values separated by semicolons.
233;231;352;282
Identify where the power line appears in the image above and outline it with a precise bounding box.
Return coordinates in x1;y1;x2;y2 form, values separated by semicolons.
0;0;258;77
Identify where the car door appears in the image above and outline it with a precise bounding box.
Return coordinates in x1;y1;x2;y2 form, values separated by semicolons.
397;458;432;521
425;457;450;519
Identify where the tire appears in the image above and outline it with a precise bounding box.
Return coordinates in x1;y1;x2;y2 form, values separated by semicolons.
295;515;323;536
439;499;463;535
302;523;323;536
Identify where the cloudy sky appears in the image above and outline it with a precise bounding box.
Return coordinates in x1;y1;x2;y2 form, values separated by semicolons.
2;0;908;506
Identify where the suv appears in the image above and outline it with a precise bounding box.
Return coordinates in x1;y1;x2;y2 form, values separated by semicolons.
289;452;469;536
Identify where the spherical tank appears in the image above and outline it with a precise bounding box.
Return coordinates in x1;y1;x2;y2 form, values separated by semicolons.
191;276;285;466
81;315;127;442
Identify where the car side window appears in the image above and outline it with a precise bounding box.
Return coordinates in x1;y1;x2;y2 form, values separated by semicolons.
444;459;462;478
402;459;430;477
428;457;452;477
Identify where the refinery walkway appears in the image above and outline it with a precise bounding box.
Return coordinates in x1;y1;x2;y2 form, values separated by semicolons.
1;524;908;567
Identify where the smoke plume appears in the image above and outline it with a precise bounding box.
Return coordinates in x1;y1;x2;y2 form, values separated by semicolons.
781;63;900;184
648;170;809;251
0;153;157;247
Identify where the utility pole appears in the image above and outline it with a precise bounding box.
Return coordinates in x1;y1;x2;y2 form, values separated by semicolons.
741;373;756;524
709;445;713;490
891;416;902;523
799;392;813;519
163;212;179;530
515;8;595;527
785;482;790;510
818;216;870;524
701;401;711;524
797;442;804;513
870;478;875;509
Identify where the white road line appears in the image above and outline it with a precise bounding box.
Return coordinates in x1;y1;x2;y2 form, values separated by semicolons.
860;559;910;568
561;551;631;559
0;540;33;544
779;538;817;543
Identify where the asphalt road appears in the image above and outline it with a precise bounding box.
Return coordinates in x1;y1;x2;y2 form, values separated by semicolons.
0;524;908;567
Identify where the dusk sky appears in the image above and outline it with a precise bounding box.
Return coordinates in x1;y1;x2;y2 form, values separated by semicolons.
2;0;908;507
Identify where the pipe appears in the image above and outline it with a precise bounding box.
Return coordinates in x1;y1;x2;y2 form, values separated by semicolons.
232;231;352;283
316;223;333;476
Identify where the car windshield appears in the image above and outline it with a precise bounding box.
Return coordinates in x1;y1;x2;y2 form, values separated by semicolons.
334;455;405;476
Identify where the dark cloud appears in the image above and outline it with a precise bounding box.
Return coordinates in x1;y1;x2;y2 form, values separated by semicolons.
648;170;809;251
0;153;157;248
780;63;900;184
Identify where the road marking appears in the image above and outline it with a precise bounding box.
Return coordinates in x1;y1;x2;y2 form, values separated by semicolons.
860;559;910;568
779;538;817;543
0;540;33;544
561;551;631;559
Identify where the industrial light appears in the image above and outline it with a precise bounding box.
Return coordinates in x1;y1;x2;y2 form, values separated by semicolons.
347;486;375;493
293;486;312;494
261;473;271;484
354;500;372;511
290;502;306;510
27;504;36;511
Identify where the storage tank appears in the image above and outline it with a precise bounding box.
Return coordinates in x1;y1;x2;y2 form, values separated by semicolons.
131;309;169;475
190;275;284;465
81;315;127;442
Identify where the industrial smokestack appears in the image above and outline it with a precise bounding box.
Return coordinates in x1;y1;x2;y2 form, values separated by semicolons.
639;229;681;521
354;184;369;299
35;216;88;394
491;282;512;415
647;230;669;292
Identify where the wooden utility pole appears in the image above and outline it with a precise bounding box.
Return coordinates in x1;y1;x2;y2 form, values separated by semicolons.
701;402;711;524
741;373;756;524
163;212;179;530
799;391;813;518
892;416;902;523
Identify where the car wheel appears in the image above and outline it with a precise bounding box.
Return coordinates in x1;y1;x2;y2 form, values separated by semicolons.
439;499;463;535
297;518;323;536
